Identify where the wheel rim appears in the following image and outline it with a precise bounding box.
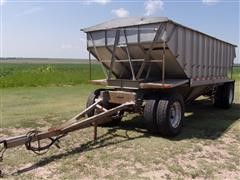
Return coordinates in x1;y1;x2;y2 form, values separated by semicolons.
170;102;182;128
229;87;233;104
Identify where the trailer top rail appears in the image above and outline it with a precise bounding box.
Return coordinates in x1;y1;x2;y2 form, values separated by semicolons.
82;17;237;47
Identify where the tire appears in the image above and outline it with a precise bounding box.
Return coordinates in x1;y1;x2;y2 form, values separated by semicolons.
214;82;234;109
86;89;123;126
143;100;159;134
156;93;184;137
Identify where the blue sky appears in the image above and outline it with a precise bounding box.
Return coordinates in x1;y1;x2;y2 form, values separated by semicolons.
0;0;239;63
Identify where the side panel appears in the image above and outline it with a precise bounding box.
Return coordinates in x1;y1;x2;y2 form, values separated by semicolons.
87;21;236;85
87;22;187;80
167;22;236;86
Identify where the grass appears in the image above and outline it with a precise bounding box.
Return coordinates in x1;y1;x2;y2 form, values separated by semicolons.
1;63;240;88
232;66;240;80
0;63;104;88
0;63;239;179
0;81;239;179
1;84;98;128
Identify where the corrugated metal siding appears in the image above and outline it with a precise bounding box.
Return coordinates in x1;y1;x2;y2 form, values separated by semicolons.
86;21;236;86
167;21;236;84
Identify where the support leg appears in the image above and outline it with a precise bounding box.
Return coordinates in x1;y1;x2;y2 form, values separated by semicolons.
93;122;97;141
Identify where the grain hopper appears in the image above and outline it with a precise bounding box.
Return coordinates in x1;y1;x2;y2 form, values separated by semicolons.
0;17;236;167
83;17;236;134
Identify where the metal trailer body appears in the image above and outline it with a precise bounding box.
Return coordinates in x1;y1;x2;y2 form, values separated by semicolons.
82;17;236;102
0;17;237;168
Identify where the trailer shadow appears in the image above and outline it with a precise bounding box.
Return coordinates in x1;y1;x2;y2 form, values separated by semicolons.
12;99;239;176
174;99;240;140
129;101;239;141
119;98;240;141
12;124;150;176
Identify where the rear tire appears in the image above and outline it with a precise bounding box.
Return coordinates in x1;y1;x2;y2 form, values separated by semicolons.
143;100;159;134
156;93;184;137
214;82;234;109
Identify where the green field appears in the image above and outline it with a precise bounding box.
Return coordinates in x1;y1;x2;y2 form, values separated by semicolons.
232;66;240;79
1;63;240;88
0;63;239;179
0;63;104;88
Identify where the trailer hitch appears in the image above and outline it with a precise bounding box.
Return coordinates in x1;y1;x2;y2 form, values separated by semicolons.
0;130;66;163
0;100;134;175
0;99;134;176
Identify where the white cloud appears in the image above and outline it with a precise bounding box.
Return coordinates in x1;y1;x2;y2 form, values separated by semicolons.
202;0;219;5
0;0;6;6
85;0;111;5
144;0;164;16
17;7;43;17
111;8;129;18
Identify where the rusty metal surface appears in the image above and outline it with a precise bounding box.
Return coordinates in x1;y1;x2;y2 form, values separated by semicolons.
107;79;140;89
139;79;189;89
100;91;137;104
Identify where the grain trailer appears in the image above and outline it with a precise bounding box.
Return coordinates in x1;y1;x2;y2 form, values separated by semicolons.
0;17;236;169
